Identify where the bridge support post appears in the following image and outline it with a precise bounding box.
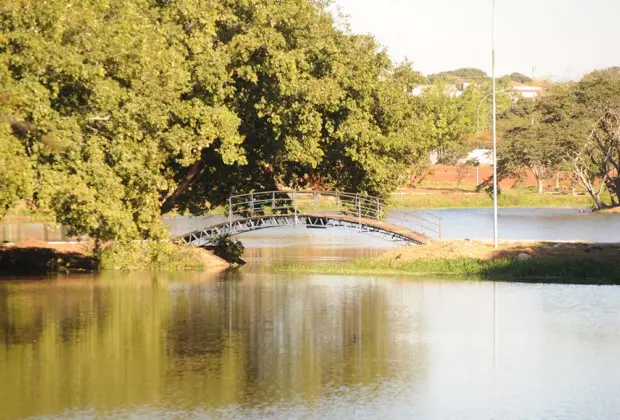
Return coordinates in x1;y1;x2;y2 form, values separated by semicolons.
250;193;254;217
313;191;318;210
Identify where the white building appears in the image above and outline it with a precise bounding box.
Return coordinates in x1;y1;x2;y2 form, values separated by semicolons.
510;83;544;99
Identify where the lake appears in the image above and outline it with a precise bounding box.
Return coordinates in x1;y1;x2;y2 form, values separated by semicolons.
2;261;620;418
4;207;620;244
1;208;620;418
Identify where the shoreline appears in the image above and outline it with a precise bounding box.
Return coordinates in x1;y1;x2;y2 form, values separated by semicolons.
274;240;620;285
0;240;230;275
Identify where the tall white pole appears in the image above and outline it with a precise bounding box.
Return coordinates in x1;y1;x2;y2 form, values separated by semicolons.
492;0;498;248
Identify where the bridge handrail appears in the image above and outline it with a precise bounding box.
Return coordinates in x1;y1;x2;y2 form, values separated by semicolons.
229;191;383;218
229;190;383;201
390;211;442;238
222;189;443;239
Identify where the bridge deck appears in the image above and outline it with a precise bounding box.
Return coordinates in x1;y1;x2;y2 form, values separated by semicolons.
177;212;432;246
303;213;430;245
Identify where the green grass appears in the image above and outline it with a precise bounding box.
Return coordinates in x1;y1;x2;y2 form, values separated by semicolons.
274;257;620;285
390;187;595;209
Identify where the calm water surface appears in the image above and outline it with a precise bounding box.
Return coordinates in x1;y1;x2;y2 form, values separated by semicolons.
2;266;620;419
2;210;620;418
424;207;620;242
4;207;620;243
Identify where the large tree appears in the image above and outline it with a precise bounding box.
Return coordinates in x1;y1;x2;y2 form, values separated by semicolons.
495;68;620;207
1;0;433;240
498;125;563;193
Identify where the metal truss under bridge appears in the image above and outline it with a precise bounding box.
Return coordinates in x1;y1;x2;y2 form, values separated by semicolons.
176;190;443;247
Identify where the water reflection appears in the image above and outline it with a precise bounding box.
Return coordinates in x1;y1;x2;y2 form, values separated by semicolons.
2;273;620;419
0;272;425;419
243;244;387;263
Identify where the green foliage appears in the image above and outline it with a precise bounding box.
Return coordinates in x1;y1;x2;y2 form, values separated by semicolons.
506;72;533;84
0;131;33;217
415;84;470;148
208;235;245;264
437;142;471;166
429;68;488;83
1;0;435;240
497;122;564;193
98;241;216;271
497;68;620;207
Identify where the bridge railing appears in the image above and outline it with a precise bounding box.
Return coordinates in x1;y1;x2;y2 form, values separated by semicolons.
228;190;385;220
389;210;443;239
227;190;442;239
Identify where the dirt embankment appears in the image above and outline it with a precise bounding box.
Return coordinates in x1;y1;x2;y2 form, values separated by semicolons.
598;207;620;214
416;165;574;191
379;240;620;263
0;239;229;274
0;240;97;274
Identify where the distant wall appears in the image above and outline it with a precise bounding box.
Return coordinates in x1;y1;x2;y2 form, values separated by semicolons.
415;165;575;191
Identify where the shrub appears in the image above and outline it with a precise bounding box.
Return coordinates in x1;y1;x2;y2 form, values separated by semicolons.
208;235;245;265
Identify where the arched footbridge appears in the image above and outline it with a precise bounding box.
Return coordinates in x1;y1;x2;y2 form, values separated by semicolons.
176;190;443;246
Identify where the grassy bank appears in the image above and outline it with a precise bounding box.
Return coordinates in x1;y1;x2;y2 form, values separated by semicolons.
390;187;594;209
274;241;620;284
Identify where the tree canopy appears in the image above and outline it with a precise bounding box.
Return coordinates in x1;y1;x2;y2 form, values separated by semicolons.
505;72;533;84
0;0;434;241
428;68;488;83
495;68;620;206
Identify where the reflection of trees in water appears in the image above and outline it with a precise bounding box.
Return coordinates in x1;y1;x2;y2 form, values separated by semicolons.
243;245;386;265
0;273;427;418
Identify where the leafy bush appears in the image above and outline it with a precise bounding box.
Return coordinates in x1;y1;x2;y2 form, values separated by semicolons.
209;235;245;265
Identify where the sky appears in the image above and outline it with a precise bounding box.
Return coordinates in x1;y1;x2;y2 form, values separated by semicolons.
333;0;620;81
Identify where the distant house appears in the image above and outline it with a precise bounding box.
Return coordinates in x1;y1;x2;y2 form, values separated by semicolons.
412;85;430;96
413;81;544;100
509;82;544;99
412;83;467;98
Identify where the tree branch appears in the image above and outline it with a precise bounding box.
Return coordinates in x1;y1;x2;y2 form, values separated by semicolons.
87;115;111;121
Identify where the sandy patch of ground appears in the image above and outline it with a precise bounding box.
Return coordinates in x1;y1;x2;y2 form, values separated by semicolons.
378;240;620;263
4;239;96;254
598;207;620;214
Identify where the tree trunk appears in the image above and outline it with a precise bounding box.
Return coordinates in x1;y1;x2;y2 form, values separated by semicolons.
160;152;210;215
555;172;560;191
531;166;546;194
592;193;604;210
536;178;544;194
